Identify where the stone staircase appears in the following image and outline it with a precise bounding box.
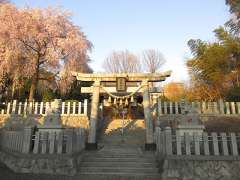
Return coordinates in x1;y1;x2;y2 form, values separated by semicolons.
77;145;161;180
77;116;161;179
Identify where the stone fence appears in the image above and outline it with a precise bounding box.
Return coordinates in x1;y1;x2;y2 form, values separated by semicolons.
0;130;24;153
0;127;86;155
155;99;240;115
156;127;240;158
0;99;88;116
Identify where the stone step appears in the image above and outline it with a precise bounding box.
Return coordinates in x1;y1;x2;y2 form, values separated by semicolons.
85;151;154;158
100;141;142;143
80;161;158;168
83;153;155;159
81;157;156;163
78;167;159;174
77;173;161;180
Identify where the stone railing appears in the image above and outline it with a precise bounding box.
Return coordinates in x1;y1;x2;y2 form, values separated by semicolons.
32;129;85;154
0;127;86;155
0;99;88;116
155;99;240;115
0;130;24;153
156;127;240;158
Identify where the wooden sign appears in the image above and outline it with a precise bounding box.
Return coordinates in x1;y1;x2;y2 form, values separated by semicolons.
116;77;126;92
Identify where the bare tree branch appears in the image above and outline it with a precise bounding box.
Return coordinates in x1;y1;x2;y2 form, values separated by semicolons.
141;49;166;73
103;50;141;73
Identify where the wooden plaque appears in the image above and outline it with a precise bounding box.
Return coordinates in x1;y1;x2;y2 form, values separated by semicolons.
116;77;126;92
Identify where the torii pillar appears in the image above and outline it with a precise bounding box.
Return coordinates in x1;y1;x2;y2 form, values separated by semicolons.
87;80;100;150
142;80;155;150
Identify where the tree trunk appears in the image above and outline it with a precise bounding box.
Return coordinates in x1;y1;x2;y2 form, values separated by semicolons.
11;81;15;99
28;75;37;101
28;56;40;102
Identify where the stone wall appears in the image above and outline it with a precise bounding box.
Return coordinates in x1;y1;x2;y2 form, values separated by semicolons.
161;159;240;180
0;150;82;176
0;115;89;130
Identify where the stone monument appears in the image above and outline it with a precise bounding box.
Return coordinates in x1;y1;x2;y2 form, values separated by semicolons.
176;100;205;135
37;99;63;132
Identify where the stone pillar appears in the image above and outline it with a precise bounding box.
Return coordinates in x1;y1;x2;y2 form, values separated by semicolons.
87;80;100;150
142;80;155;150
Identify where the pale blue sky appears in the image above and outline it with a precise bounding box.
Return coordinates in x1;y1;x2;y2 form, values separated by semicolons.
12;0;230;82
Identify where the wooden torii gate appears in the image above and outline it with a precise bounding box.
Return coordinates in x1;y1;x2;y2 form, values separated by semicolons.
72;71;171;150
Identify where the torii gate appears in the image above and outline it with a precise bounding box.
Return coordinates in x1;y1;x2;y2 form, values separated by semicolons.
72;71;171;150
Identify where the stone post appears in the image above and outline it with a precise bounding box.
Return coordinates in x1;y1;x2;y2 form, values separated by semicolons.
142;80;155;150
29;102;33;114
221;133;229;156
66;129;74;154
230;133;238;156
219;99;225;114
237;102;240;115
61;102;65;115
175;102;179;114
87;80;100;150
40;102;43;115
213;102;218;114
78;102;82;114
18;102;22;115
169;101;173;114
156;98;162;126
12;100;17;114
231;102;236;114
67;102;71;115
164;101;168;114
226;102;230;114
165;127;172;155
176;131;182;155
84;99;88;115
73;102;76;114
212;132;219;155
22;126;34;154
202;102;207;114
34;102;38;114
152;95;158;117
6;102;11;114
203;132;210;155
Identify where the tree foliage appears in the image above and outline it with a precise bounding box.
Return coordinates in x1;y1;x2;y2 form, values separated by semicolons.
225;0;240;33
163;82;186;101
0;3;92;101
187;26;240;100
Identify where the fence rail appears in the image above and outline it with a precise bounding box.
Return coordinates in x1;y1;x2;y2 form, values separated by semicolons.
156;99;240;115
0;99;88;116
156;127;240;157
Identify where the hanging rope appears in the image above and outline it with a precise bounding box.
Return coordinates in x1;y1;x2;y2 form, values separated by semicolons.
100;85;144;99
